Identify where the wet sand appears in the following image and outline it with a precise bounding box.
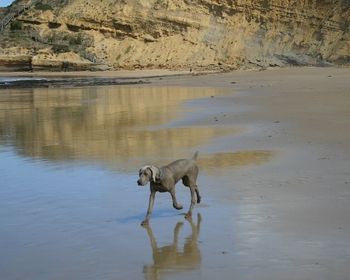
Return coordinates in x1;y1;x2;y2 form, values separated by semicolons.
0;67;350;280
0;70;194;88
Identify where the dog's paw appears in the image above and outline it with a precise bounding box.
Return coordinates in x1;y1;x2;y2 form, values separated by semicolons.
184;213;192;220
173;204;183;210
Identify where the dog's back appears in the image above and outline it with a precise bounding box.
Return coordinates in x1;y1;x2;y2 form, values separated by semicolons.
163;152;199;183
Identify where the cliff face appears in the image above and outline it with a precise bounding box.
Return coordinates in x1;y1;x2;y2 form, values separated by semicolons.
1;0;350;70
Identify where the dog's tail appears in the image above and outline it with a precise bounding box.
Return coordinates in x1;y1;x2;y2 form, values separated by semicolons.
192;151;199;161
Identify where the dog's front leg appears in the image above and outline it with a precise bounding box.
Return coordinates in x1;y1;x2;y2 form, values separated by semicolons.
141;190;156;226
170;189;183;210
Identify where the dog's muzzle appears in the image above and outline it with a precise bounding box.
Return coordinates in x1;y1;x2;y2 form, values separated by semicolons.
137;179;143;186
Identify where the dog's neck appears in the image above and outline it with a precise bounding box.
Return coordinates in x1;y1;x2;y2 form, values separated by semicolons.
152;167;162;184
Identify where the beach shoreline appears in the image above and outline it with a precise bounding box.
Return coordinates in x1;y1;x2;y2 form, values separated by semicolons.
1;66;350;279
0;69;197;79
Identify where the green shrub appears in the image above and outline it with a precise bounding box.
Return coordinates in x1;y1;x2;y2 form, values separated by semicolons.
69;33;83;45
125;45;132;54
52;44;70;53
34;2;53;11
10;20;23;30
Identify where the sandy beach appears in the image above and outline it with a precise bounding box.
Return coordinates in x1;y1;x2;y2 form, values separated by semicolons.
0;67;349;280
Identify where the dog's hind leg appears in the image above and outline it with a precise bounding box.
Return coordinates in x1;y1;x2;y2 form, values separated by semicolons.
195;186;201;204
185;185;196;219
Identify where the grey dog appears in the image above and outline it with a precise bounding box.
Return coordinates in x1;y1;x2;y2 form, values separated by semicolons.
137;152;201;225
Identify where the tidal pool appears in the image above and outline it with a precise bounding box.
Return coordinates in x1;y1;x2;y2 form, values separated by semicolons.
0;84;273;280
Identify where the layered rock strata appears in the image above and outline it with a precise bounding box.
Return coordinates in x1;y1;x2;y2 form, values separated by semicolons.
0;0;349;71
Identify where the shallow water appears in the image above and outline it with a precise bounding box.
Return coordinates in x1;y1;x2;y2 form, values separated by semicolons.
0;85;276;280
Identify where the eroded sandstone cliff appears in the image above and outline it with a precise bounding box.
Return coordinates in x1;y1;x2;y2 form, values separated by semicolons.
0;0;349;71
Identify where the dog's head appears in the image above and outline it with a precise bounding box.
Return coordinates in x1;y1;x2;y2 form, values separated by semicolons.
137;165;160;186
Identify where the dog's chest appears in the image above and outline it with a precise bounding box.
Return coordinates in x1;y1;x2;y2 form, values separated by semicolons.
151;182;169;193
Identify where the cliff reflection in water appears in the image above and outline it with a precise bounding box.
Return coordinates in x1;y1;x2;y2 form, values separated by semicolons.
0;86;235;170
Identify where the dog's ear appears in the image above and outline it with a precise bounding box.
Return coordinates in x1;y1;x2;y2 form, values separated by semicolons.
148;166;160;183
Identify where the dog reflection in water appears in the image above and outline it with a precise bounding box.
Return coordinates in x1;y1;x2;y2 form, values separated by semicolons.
143;214;202;280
